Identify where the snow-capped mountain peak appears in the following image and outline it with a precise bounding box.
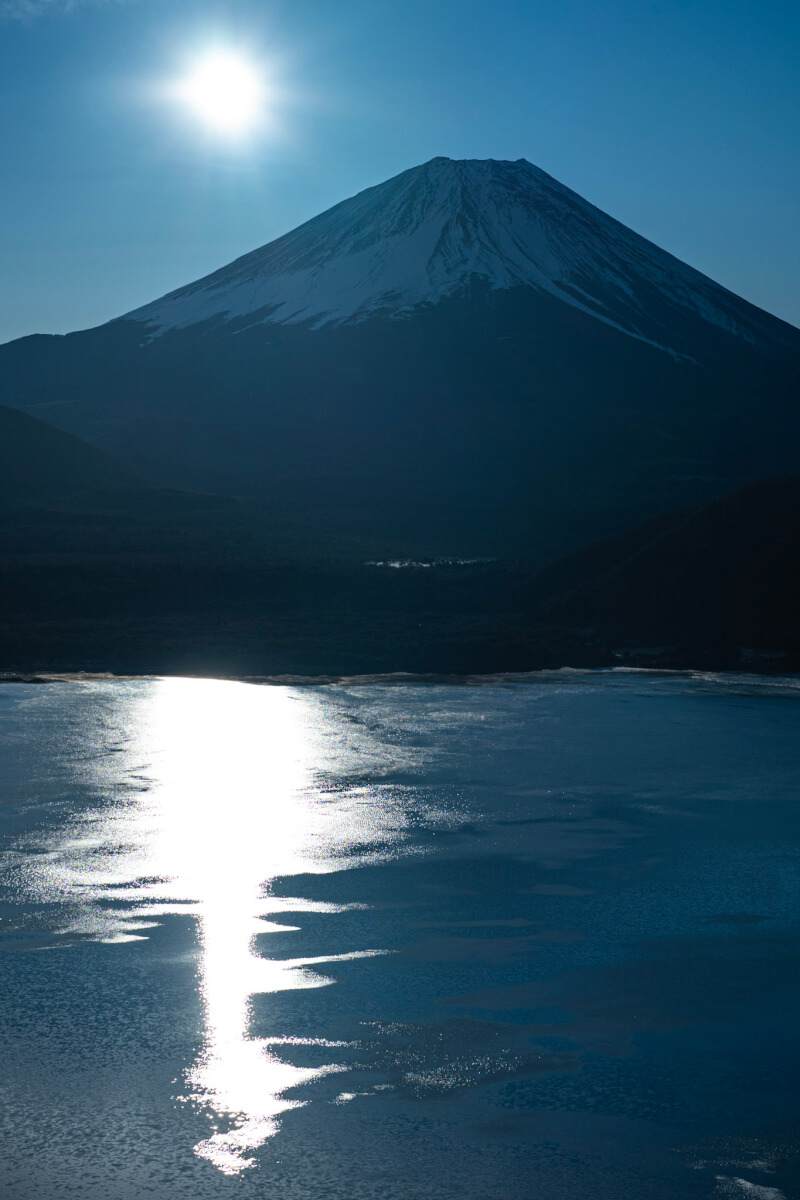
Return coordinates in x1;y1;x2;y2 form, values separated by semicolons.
120;156;787;354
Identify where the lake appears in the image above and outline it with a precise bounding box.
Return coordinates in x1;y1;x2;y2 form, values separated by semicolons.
1;672;799;1199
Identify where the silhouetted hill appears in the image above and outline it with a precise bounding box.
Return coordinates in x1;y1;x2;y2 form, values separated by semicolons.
0;404;341;562
528;477;800;661
0;403;142;506
1;461;798;674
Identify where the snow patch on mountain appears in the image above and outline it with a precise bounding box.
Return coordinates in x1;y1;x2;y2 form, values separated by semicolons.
119;157;782;355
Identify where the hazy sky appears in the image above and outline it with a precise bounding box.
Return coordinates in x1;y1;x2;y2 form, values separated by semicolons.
1;0;798;343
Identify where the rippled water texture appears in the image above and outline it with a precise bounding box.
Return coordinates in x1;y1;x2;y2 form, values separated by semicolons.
1;673;799;1199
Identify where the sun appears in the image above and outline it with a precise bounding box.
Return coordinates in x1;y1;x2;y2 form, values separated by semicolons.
175;51;266;137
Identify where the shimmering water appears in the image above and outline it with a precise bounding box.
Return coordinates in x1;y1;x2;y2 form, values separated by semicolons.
1;673;799;1199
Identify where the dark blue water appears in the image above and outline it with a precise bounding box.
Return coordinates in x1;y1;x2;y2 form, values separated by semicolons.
0;673;798;1199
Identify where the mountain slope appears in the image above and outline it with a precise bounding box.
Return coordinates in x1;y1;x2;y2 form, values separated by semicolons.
527;477;800;657
0;404;324;562
0;403;141;506
2;476;798;676
124;157;795;361
2;157;798;560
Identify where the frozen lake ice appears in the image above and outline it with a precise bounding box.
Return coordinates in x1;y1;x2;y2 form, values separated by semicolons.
1;672;799;1199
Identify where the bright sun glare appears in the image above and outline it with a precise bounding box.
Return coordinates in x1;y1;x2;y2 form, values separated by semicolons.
175;51;266;136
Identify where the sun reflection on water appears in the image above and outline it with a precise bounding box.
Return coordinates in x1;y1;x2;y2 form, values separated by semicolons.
143;679;388;1173
15;678;402;1174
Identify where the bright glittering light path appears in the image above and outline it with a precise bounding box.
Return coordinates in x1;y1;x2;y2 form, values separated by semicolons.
15;678;401;1175
141;680;386;1173
173;51;267;136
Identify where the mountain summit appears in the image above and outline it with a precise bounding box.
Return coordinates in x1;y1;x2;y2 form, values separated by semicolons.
2;157;799;558
124;157;790;359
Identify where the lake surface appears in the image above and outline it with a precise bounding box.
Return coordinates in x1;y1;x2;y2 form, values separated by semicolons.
1;672;799;1199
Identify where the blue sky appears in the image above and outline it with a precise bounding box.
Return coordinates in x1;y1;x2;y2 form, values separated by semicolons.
1;0;798;343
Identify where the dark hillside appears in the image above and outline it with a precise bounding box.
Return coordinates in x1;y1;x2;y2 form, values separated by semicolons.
0;425;798;674
0;404;332;561
0;403;141;505
529;477;800;661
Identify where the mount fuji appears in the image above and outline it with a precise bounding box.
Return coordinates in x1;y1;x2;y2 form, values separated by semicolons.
122;157;790;357
2;156;799;559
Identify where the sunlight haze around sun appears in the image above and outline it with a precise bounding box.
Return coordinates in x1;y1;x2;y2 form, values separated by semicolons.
173;50;268;138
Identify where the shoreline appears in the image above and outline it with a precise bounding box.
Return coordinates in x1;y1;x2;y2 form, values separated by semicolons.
2;665;799;687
